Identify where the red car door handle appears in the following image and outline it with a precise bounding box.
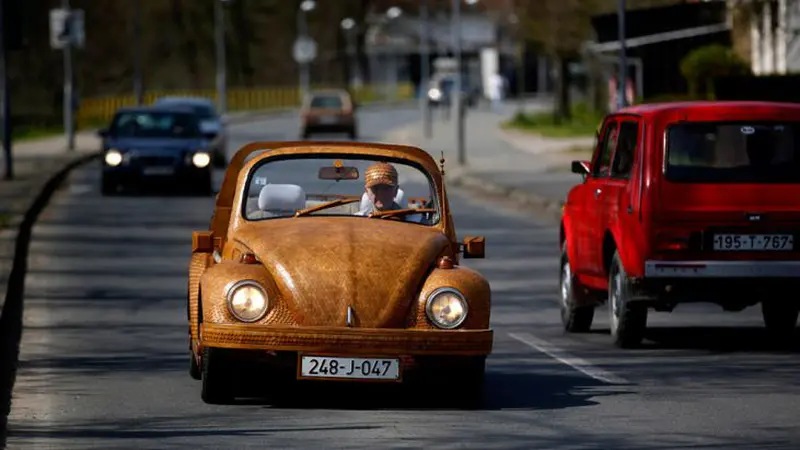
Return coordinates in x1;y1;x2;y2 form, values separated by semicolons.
594;188;602;198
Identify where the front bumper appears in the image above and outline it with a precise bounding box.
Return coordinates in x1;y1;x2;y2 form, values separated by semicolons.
644;260;800;278
200;323;493;356
103;164;210;184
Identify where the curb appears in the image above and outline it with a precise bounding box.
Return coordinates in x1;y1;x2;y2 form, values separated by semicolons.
448;170;565;225
0;151;100;444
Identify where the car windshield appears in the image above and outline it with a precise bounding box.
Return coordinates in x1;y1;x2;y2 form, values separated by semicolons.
310;95;343;109
243;156;439;225
109;111;202;138
665;121;800;183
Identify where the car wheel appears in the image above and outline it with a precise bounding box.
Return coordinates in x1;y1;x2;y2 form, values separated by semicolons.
201;347;234;404
348;128;358;140
608;251;647;348
301;129;310;139
212;149;226;168
559;243;595;333
101;176;117;196
189;349;201;380
761;300;798;339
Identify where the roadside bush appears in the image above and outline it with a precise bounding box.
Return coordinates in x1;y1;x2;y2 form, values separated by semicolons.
679;44;751;99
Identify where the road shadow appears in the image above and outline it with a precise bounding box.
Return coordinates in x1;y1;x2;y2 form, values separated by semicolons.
640;326;800;353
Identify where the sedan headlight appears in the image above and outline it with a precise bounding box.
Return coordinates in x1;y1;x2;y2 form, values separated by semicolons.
227;280;269;322
104;149;123;166
428;88;442;101
425;287;468;329
192;152;211;168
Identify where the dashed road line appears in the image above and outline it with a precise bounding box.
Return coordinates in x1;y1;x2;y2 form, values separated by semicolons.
508;332;630;385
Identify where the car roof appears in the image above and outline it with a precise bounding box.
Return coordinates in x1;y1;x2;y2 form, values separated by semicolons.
617;100;800;117
115;105;197;114
155;96;216;106
309;89;351;98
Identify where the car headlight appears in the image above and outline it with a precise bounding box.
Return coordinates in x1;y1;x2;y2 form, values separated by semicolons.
428;88;442;101
104;149;123;166
227;280;269;322
425;287;468;329
192;152;211;168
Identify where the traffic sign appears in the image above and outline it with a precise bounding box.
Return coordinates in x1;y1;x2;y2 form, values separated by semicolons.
293;36;317;64
50;8;84;49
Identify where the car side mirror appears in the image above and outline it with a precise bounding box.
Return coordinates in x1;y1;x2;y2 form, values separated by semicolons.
571;160;591;181
462;236;485;259
192;231;214;253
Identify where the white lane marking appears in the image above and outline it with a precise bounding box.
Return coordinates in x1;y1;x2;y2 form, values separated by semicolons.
508;332;630;385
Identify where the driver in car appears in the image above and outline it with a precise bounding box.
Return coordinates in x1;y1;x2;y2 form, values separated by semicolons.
356;162;404;215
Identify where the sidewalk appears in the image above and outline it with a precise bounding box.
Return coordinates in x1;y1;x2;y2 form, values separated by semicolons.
382;99;594;223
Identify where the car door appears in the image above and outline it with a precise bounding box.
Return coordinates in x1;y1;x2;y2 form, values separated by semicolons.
583;119;619;277
599;118;640;275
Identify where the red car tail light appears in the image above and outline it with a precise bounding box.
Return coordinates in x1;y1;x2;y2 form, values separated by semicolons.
654;230;693;251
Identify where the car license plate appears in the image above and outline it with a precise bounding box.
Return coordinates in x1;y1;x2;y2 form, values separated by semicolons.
298;355;400;381
319;116;337;124
142;167;174;176
713;234;794;251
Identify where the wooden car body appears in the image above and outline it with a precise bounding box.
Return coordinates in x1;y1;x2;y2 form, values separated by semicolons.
187;140;492;403
561;101;800;348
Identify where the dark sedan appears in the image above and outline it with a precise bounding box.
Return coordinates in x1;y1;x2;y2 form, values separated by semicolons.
98;106;214;196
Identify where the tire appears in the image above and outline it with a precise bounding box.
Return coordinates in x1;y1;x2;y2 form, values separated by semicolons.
201;347;234;404
212;149;226;168
559;243;595;332
189;350;201;380
301;129;311;139
761;300;798;340
348;128;357;140
196;174;213;196
101;176;117;196
608;251;647;348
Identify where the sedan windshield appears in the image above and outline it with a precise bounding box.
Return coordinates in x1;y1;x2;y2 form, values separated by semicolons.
109;111;202;138
665;122;800;183
243;156;439;226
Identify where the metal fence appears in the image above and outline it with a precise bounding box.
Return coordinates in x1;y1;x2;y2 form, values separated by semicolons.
76;83;416;127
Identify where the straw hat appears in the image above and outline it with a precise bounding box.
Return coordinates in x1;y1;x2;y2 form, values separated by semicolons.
364;162;398;188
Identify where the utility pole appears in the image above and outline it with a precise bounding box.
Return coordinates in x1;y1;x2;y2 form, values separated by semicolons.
62;0;75;151
0;0;12;179
452;0;465;165
132;0;143;105
420;0;432;139
214;0;227;114
617;0;627;111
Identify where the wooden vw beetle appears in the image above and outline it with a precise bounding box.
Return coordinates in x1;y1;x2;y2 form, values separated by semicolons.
187;141;492;404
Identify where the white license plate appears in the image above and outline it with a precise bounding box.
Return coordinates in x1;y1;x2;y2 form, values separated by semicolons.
142;167;174;176
713;234;794;251
299;355;400;381
318;116;337;124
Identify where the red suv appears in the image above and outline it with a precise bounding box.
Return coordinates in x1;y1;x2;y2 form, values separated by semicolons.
560;101;800;348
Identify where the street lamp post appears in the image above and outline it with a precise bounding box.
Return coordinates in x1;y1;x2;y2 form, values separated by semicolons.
453;0;465;166
62;0;75;151
297;0;316;100
340;18;361;91
214;0;230;114
617;0;627;110
420;0;432;139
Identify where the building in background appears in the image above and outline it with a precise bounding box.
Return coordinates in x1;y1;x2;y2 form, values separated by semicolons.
727;0;800;75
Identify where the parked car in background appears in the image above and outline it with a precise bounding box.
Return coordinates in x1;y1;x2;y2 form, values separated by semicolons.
154;96;227;167
98;106;214;195
427;75;479;110
560;101;800;348
300;89;357;140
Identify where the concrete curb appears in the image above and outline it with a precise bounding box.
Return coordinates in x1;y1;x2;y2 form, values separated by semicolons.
447;169;565;225
0;150;99;442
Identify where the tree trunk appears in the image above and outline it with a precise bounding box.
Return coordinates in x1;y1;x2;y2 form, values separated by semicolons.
553;55;571;124
516;41;526;114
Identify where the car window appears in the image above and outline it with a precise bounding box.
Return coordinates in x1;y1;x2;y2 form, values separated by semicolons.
109;111;201;138
592;121;618;178
242;156;439;226
610;120;639;180
665;122;800;183
310;96;344;109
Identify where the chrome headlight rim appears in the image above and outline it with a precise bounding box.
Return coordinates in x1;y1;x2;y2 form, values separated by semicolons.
226;279;269;323
425;287;469;330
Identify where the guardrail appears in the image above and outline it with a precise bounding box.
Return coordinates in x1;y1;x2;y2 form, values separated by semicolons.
76;83;416;128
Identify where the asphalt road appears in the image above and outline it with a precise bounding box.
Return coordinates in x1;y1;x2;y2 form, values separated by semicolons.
4;108;800;449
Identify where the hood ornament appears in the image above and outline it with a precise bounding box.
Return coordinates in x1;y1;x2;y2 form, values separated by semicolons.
346;305;355;327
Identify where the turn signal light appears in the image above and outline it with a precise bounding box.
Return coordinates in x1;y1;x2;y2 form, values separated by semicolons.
654;230;692;251
240;253;259;264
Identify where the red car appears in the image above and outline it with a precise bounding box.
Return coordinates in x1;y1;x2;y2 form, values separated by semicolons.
560;101;800;348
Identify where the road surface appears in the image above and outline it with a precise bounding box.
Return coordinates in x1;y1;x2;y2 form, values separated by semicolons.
4;107;800;449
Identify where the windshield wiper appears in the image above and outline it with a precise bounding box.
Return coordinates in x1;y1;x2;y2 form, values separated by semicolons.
368;208;436;219
294;198;361;217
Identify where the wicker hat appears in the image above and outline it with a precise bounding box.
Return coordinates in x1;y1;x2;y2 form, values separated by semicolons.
364;162;398;188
